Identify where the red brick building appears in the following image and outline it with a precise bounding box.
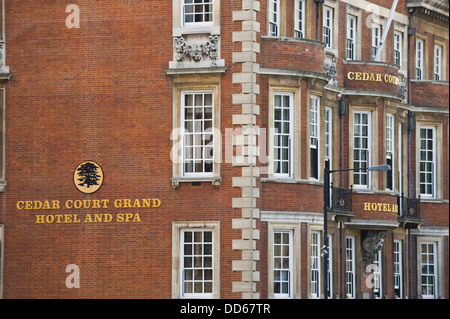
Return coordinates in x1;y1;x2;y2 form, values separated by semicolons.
0;0;448;299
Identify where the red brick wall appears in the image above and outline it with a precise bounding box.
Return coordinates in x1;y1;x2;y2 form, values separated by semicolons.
419;202;450;227
260;183;324;213
259;221;268;299
2;0;243;298
410;81;450;108
260;38;325;73
1;0;448;300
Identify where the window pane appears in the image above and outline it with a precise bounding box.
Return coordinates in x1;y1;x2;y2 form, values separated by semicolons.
204;107;213;119
204;257;212;268
282;258;289;269
204;244;212;255
184;257;192;268
274;245;281;256
204;282;212;293
274;270;280;281
184;244;192;255
274;282;280;293
185;281;192;293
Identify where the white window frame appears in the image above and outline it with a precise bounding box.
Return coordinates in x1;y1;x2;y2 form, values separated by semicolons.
416;38;424;80
420;242;438;299
327;234;333;299
393;240;403;299
310;95;320;180
345;236;356;299
269;0;280;36
181;91;215;178
180;229;215;298
386;114;394;191
398;123;403;214
294;0;305;39
310;231;321;298
323;6;333;48
419;127;436;199
267;223;300;299
273;92;294;178
182;0;214;26
353;111;371;189
419;126;437;198
394;31;403;67
434;44;442;81
325;107;332;204
273;230;293;299
310;96;320;149
346;15;357;60
172;221;220;299
325;107;332;169
373;250;382;298
372;23;382;60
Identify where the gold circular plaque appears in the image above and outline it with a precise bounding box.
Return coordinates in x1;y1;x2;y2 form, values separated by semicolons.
73;161;104;194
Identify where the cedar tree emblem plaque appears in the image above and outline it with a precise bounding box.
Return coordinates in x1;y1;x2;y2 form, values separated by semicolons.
74;161;104;194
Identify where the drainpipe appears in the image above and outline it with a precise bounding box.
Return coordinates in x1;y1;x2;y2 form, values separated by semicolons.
407;228;411;299
407;8;417;105
340;221;343;299
315;0;324;40
406;4;416;294
407;111;415;198
338;95;347;187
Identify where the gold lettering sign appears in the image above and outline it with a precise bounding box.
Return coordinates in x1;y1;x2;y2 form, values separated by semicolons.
363;202;398;213
16;198;161;224
347;72;399;86
34;213;142;224
16;198;161;210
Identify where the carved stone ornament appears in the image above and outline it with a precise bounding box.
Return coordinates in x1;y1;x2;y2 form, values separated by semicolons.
361;230;388;265
174;35;220;67
397;77;407;101
324;56;338;86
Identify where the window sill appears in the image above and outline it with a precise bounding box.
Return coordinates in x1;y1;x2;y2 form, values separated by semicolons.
410;79;449;85
419;198;449;204
173;25;220;37
171;176;221;189
261;35;326;48
324;47;338;57
352;187;397;195
261;177;324;186
0;67;12;80
165;66;227;76
342;59;400;70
